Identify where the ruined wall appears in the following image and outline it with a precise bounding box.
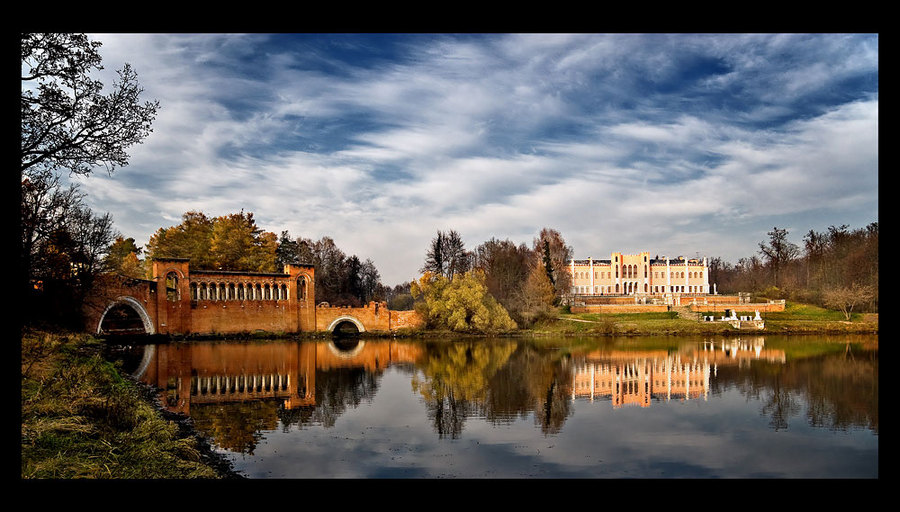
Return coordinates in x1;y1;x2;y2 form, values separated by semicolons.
389;309;425;330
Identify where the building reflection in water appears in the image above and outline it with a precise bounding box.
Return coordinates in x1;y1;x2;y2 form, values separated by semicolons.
570;337;785;407
132;337;786;416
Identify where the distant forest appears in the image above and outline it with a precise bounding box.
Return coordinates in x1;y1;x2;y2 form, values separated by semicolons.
709;223;878;312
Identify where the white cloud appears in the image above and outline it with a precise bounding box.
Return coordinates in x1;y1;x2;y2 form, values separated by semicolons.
66;33;877;285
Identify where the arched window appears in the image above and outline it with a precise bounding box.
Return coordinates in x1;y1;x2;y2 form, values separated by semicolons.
280;284;287;299
264;284;271;300
219;283;226;300
165;272;179;301
297;277;307;300
190;282;197;300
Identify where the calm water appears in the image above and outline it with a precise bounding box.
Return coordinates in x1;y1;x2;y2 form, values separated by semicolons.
108;334;878;478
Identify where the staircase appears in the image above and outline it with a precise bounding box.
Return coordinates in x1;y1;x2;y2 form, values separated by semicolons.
671;305;697;321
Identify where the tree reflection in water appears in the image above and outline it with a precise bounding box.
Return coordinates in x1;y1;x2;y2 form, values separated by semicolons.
109;335;877;477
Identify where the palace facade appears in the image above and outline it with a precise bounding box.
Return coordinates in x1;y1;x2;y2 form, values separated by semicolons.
568;252;710;296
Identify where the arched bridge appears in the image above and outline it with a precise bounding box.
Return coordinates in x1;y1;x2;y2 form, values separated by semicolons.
83;258;422;337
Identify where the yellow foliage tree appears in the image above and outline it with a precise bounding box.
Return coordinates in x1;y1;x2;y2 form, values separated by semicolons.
517;261;557;325
146;210;277;273
411;270;517;333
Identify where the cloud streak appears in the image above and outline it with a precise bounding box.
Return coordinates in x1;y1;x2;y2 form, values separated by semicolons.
73;33;878;285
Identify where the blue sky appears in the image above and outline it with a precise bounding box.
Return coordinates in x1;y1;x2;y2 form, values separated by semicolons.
72;33;878;286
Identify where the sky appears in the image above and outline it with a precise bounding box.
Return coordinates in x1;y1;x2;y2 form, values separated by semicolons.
68;33;878;286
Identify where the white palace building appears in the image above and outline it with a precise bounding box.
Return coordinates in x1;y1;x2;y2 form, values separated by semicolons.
568;252;712;297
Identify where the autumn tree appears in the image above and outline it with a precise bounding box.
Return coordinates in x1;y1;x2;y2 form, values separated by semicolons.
104;236;145;279
411;270;517;333
516;261;557;326
209;211;277;273
470;237;537;325
384;282;414;310
145;211;277;273
359;258;383;303
27;202;118;328
532;228;572;303
21;170;83;283
145;211;215;269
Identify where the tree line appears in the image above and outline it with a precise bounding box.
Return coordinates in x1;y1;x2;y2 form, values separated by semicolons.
709;223;878;316
21;33;159;329
20;34;878;332
404;227;573;332
135;210;389;308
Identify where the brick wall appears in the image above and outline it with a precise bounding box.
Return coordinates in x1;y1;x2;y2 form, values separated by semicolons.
571;304;670;314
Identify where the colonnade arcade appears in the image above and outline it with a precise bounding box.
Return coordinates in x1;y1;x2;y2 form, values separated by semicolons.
162;271;310;303
190;281;290;301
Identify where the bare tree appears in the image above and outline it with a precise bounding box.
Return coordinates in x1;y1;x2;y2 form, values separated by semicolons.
21;33;159;178
758;227;799;289
823;283;875;321
422;230;470;280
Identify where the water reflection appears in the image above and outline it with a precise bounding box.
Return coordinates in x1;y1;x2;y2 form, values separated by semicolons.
109;335;877;476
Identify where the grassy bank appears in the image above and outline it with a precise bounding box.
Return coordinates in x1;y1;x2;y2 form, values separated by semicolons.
530;302;877;336
21;329;236;479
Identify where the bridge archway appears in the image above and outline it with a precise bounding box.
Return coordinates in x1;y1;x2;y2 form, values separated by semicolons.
96;296;155;335
326;315;366;335
327;338;366;357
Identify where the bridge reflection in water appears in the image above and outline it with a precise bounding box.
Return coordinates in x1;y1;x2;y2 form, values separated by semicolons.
109;336;877;478
130;337;786;418
132;339;426;416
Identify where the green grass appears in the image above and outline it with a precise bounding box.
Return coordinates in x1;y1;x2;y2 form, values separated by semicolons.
532;302;877;336
21;329;226;479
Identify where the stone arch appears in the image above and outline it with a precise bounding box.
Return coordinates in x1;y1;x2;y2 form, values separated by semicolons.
326;315;366;333
132;345;156;380
96;296;155;335
327;338;366;358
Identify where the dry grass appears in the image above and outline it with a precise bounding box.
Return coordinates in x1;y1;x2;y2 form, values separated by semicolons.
21;329;223;479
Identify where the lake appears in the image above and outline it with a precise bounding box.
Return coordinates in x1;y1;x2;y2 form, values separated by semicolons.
108;334;878;478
